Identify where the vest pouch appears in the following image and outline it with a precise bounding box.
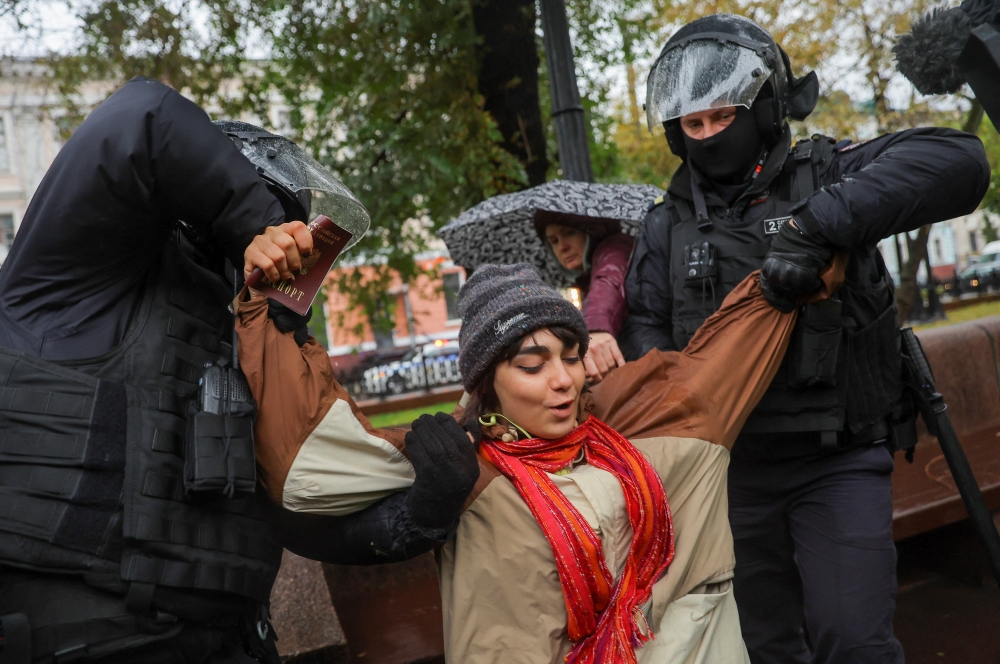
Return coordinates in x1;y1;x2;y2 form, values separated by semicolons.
786;299;842;389
185;362;257;498
845;303;903;434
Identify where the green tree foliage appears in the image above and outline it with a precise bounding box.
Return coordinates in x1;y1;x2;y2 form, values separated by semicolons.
979;116;1000;214
573;0;974;322
19;0;1000;330
978;112;1000;245
40;0;254;133
32;0;527;342
560;0;667;184
253;1;526;341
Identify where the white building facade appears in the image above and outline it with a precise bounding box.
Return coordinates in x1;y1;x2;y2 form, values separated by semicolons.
877;211;997;285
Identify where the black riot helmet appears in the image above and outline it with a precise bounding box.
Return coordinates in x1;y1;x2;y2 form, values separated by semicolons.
646;14;819;158
213;120;370;251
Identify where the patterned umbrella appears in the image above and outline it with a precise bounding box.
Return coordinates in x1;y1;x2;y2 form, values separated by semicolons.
437;180;664;287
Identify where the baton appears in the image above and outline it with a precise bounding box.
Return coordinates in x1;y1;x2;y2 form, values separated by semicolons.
901;327;1000;587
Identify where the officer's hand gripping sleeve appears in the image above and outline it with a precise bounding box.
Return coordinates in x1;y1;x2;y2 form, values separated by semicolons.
760;221;834;313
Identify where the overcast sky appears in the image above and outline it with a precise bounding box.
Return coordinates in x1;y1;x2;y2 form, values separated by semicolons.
0;1;77;58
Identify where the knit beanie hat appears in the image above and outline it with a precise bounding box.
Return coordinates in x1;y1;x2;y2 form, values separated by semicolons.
457;263;589;392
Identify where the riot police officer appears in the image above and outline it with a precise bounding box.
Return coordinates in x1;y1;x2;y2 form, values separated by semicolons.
621;14;990;664
0;78;479;663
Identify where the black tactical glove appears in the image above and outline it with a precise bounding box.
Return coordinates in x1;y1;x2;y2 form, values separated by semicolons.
405;412;480;535
268;299;312;346
462;418;483;451
760;221;834;313
268;491;457;564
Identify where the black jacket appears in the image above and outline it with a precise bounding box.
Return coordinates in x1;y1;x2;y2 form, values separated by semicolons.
623;127;991;358
0;78;443;567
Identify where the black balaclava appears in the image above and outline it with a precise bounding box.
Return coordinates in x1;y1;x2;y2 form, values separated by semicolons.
682;105;765;186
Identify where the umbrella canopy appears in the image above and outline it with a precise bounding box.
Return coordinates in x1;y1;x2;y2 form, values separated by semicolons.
438;180;664;287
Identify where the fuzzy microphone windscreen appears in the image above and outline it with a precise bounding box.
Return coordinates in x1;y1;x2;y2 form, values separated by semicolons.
894;6;972;95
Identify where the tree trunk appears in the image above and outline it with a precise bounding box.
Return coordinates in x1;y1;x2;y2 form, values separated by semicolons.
896;225;931;324
965;99;985;136
471;0;548;187
626;61;642;136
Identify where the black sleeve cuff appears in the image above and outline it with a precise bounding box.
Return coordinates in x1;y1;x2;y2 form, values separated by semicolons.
789;202;823;239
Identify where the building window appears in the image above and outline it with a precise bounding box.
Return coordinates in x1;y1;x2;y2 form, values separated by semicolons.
0;118;8;172
0;214;13;247
970;231;979;253
443;272;462;321
933;238;942;263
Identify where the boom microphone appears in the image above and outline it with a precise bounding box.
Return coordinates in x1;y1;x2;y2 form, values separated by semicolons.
894;0;1000;129
894;6;972;95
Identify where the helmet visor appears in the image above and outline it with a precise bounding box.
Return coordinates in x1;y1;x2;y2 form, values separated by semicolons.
646;38;773;127
240;136;370;251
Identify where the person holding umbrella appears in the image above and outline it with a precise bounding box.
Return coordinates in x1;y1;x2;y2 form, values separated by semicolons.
535;210;633;383
437;181;662;384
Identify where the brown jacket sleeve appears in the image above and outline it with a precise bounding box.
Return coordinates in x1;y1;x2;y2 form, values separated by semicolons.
234;288;407;503
591;258;845;448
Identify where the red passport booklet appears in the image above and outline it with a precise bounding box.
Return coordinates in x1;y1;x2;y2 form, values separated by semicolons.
244;215;353;315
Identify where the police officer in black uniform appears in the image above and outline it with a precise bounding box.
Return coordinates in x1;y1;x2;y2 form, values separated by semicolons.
0;78;479;663
620;14;990;664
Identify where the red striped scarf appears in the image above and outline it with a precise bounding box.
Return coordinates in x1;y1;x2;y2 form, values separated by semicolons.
480;416;674;663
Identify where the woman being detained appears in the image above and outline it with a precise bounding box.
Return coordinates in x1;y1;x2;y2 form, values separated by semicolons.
440;259;842;664
232;253;839;660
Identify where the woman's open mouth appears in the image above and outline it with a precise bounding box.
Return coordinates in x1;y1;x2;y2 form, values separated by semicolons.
548;400;575;417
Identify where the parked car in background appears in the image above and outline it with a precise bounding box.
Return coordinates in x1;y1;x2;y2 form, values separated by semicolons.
338;348;410;398
960;240;1000;292
362;339;462;397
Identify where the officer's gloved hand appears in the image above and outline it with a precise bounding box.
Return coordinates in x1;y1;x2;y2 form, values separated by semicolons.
405;412;480;536
268;299;312;346
760;220;834;313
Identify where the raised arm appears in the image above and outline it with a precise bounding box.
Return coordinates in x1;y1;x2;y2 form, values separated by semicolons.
236;289;480;562
792;128;989;248
592;257;845;448
0;77;286;358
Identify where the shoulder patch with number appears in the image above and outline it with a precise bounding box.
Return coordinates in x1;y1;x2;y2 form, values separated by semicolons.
763;216;792;235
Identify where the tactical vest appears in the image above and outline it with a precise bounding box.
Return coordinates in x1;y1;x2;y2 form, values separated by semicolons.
0;232;282;616
664;138;903;439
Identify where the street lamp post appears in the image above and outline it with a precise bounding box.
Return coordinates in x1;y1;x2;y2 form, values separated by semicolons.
539;0;593;182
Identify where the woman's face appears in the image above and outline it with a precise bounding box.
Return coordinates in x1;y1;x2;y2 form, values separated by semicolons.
493;328;586;439
545;224;588;271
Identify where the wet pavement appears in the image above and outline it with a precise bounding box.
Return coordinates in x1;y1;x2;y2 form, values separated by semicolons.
895;570;1000;663
894;516;1000;663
